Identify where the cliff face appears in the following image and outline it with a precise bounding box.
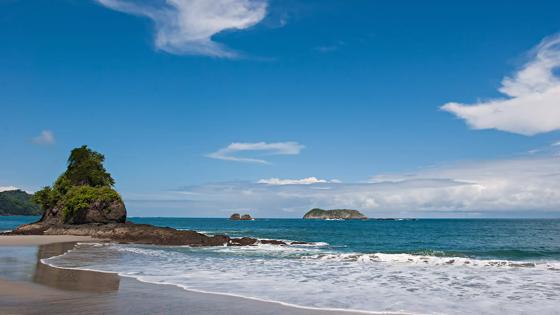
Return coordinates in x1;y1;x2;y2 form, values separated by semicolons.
303;208;367;220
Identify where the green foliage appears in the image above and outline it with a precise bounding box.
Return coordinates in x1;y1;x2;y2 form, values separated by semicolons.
303;208;366;219
32;186;54;212
65;145;115;187
0;190;42;216
62;186;121;222
32;145;120;222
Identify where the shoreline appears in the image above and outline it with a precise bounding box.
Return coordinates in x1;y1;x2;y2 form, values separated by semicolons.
0;235;404;315
0;235;102;246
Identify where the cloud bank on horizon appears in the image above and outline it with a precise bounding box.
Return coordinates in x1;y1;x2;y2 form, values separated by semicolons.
442;34;560;136
207;141;304;164
95;0;268;58
128;145;560;217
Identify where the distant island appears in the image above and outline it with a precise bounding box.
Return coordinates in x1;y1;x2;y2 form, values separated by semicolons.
230;213;254;221
303;208;367;220
0;189;41;216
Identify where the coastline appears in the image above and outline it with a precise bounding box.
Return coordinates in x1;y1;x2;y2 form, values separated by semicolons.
0;235;403;315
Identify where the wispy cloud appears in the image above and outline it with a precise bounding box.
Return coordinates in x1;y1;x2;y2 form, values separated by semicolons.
32;130;55;145
95;0;268;58
315;41;345;53
442;34;560;136
207;141;304;164
257;177;340;185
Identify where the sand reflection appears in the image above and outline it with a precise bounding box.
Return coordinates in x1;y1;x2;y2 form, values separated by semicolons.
33;242;120;292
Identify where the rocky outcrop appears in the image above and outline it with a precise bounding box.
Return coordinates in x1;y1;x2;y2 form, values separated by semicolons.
8;222;228;246
42;199;126;225
6;222;305;247
303;208;367;220
230;213;254;220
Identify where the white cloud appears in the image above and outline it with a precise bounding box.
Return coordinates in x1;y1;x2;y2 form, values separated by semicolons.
441;34;560;136
32;130;55;145
207;141;304;164
96;0;268;58
258;177;340;185
140;152;560;217
0;186;20;192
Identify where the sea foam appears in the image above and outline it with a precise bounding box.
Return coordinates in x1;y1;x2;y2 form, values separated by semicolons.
43;242;560;315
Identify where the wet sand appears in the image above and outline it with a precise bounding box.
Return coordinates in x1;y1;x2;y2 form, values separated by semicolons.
0;235;100;246
0;237;391;315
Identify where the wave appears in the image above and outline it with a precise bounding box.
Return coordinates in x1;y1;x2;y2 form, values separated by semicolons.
42;242;560;315
302;252;560;270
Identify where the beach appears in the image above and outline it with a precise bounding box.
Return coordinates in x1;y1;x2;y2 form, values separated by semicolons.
3;218;560;314
0;235;381;315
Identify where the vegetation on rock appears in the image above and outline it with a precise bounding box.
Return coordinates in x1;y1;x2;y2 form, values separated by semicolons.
0;190;41;216
62;186;122;222
303;208;367;220
33;145;125;224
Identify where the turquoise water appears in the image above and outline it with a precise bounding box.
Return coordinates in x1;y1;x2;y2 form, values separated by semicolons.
0;215;39;232
130;217;560;261
4;217;560;314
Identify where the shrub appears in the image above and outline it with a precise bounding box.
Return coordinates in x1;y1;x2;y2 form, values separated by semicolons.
62;186;122;222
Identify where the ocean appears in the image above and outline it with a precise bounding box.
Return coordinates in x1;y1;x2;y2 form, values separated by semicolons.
3;216;560;314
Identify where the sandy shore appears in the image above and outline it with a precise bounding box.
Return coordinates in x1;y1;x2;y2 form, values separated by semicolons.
0;236;394;315
0;235;100;246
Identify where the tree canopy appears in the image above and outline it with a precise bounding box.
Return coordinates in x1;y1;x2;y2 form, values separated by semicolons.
33;145;120;222
65;145;115;187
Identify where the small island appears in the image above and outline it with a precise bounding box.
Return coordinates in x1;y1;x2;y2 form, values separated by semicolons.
230;213;254;221
303;208;367;220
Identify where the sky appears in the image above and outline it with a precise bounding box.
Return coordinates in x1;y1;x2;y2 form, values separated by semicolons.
1;0;560;218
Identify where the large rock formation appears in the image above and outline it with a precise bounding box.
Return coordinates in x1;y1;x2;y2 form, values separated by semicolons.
303;208;368;220
40;187;126;225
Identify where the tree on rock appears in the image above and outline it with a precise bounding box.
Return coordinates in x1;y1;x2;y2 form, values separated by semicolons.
33;145;126;225
66;145;115;187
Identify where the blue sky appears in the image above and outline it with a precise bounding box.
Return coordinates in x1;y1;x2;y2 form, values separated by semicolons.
1;0;560;217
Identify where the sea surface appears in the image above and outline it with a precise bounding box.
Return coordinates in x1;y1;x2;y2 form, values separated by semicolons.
3;217;560;314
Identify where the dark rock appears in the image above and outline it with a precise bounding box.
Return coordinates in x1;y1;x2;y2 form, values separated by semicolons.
7;222;230;246
240;214;253;220
230;213;254;220
229;237;258;246
69;199;126;225
260;239;287;245
290;241;310;245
